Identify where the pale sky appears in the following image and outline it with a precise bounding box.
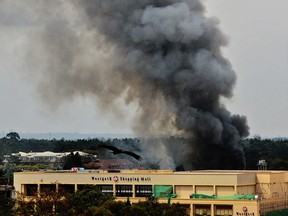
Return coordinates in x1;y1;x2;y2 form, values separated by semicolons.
206;1;288;138
0;1;287;138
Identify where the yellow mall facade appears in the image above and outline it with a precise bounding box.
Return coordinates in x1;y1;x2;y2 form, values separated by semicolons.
14;170;288;216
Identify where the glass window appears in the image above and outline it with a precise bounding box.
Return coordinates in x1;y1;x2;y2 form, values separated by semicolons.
194;205;211;216
135;185;152;197
215;205;233;216
24;184;38;196
40;184;56;194
97;184;114;195
58;184;75;194
116;185;133;197
76;184;89;191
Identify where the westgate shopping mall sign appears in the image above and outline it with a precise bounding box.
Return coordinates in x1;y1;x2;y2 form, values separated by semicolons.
91;175;152;182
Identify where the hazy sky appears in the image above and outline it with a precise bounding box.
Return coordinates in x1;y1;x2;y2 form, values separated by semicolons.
206;1;288;138
0;1;287;138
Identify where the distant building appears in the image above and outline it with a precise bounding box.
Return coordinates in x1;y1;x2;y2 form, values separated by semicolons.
14;169;288;216
4;151;97;169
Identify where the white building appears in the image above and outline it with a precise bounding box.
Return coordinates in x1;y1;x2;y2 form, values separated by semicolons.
4;151;97;168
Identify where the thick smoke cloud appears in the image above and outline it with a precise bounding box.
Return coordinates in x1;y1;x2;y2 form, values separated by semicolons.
3;0;249;170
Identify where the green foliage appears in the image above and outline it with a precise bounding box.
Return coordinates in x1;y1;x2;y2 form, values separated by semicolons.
62;152;84;169
6;132;20;141
243;137;288;170
0;192;15;216
266;208;288;216
0;137;106;159
66;185;114;215
127;197;188;216
267;158;288;170
84;206;114;216
14;185;189;216
15;190;70;216
103;200;130;216
1;135;288;171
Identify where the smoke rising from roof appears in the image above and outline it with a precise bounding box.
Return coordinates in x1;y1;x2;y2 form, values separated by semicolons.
5;0;249;170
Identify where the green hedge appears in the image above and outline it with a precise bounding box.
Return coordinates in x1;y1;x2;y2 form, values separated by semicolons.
266;209;288;216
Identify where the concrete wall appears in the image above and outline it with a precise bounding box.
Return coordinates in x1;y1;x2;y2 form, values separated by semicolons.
237;185;255;195
14;170;255;191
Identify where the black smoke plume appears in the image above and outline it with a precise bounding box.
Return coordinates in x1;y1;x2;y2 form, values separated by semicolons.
4;0;249;170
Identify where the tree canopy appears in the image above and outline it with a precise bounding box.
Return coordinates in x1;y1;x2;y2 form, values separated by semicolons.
14;185;189;216
1;135;288;170
5;132;20;140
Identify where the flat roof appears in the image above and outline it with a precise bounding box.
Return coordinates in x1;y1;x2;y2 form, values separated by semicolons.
15;169;284;175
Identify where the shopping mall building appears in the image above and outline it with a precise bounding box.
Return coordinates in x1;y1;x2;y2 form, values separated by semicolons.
14;169;288;216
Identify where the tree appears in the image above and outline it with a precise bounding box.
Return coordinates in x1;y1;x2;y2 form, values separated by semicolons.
66;185;114;215
15;184;189;216
62;152;83;170
127;197;189;216
83;206;114;216
5;132;20;140
0;191;15;216
15;190;70;216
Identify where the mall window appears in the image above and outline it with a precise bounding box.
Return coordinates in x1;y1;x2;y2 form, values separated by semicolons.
58;184;75;194
76;184;89;191
214;205;233;216
23;184;38;196
181;204;191;215
40;184;56;194
135;185;152;197
116;185;133;197
97;184;114;195
194;204;211;216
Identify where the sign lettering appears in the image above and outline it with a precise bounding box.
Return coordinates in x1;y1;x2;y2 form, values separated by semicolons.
236;212;255;216
91;176;151;182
